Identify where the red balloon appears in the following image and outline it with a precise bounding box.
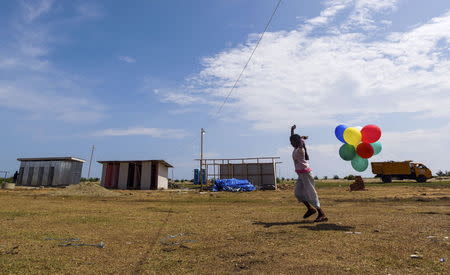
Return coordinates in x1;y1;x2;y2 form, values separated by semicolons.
356;142;374;159
361;125;381;143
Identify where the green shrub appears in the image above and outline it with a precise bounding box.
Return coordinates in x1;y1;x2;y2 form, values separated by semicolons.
1;177;13;183
344;175;355;180
436;170;450;176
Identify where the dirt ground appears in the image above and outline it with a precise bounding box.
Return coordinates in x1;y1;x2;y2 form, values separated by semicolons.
0;181;449;274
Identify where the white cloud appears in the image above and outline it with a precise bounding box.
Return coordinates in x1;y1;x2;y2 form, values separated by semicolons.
161;92;204;106
307;0;350;26
155;87;221;107
0;83;105;122
0;1;106;123
344;0;398;30
168;108;196;115
304;0;398;30
7;1;55;67
21;0;54;22
118;56;136;63
160;2;450;131
93;127;189;139
381;125;450;169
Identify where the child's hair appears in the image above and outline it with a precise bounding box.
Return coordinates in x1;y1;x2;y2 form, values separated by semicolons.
290;134;310;160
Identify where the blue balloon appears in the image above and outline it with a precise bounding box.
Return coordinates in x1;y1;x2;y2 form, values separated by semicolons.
335;124;348;143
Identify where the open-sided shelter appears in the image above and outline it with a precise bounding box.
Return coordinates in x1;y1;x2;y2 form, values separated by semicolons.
196;157;280;190
98;160;173;190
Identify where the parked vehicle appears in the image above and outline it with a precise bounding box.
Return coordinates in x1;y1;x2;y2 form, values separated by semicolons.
371;161;432;183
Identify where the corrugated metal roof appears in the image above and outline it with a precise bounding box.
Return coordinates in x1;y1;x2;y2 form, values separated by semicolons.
17;157;86;163
97;160;173;167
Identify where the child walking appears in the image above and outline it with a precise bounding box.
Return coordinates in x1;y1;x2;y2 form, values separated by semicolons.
290;125;327;222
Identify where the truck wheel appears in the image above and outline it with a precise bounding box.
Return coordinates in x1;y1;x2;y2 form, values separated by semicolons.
416;175;427;183
381;176;392;183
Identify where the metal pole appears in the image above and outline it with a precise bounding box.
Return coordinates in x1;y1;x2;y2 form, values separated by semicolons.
200;128;205;190
213;160;216;181
205;164;208;185
88;145;95;179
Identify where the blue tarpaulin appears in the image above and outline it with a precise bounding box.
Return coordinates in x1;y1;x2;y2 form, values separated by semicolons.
212;178;256;192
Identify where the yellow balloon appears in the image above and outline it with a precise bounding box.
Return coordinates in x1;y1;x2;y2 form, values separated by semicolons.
343;127;362;146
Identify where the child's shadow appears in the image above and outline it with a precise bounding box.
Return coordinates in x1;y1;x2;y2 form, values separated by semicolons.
299;223;355;231
253;220;315;228
253;221;355;231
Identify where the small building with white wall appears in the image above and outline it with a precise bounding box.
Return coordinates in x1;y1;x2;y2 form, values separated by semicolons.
16;157;85;186
98;160;173;190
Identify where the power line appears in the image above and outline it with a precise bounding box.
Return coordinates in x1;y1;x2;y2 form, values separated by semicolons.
215;0;283;117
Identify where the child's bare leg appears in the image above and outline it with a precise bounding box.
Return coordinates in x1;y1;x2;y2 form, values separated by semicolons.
314;208;328;222
303;201;314;210
302;202;317;218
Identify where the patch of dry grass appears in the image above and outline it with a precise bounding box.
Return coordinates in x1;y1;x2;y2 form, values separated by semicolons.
0;183;449;274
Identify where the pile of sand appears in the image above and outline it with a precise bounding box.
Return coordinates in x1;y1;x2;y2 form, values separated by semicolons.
53;182;121;197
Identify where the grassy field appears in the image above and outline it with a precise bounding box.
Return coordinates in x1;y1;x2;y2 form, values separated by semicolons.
0;181;449;274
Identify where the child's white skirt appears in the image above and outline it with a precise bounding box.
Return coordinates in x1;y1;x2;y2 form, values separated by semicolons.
294;173;320;208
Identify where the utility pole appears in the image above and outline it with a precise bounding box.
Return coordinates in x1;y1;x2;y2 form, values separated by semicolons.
200;128;205;190
87;145;95;179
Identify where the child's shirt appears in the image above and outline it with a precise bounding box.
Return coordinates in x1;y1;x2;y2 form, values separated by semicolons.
292;146;311;174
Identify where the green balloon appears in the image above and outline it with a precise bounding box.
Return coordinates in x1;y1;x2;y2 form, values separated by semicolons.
351;155;369;172
371;141;382;155
339;144;356;161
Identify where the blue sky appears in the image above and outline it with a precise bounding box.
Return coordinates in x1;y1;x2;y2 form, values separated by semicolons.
2;0;450;180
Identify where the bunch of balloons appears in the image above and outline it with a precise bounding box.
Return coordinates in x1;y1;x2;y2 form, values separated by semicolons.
335;124;382;172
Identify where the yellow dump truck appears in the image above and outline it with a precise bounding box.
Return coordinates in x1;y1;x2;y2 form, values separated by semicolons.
371;161;432;183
